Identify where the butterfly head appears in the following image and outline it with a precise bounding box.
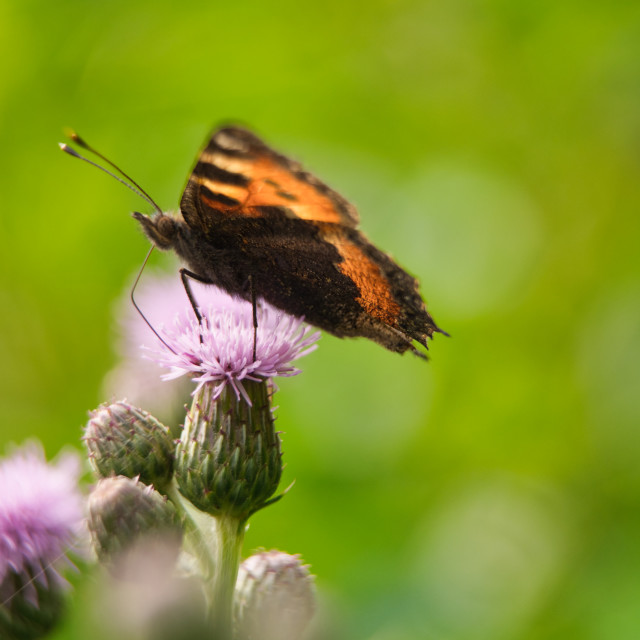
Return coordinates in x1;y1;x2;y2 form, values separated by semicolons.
132;211;180;250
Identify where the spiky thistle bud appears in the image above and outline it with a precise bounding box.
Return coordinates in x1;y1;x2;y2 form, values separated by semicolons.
144;283;319;522
235;551;316;640
87;476;181;567
84;401;175;493
175;380;282;521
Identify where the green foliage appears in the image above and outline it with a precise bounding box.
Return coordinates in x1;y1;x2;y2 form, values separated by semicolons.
0;0;639;638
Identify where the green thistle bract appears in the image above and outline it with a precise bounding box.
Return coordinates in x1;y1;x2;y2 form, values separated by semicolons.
87;476;181;566
84;401;175;493
176;380;282;521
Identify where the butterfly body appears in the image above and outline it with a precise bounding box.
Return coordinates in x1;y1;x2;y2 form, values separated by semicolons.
134;127;445;355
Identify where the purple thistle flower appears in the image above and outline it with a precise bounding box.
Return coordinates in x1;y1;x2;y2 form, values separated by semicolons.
0;443;83;606
144;281;320;404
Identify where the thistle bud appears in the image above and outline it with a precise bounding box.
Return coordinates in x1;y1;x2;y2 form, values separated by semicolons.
0;445;83;640
85;401;175;493
235;551;316;640
87;476;181;566
92;539;209;640
175;380;282;521
0;566;66;640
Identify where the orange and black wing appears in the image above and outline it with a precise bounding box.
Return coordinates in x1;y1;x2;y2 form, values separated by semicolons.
226;219;441;353
180;126;360;232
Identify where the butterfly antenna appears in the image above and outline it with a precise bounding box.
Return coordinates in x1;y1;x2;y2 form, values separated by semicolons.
59;133;163;215
130;245;179;355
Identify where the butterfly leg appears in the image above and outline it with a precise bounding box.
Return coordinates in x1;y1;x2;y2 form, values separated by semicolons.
179;269;213;337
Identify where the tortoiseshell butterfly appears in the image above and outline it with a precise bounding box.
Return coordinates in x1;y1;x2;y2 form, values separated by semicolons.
63;126;446;356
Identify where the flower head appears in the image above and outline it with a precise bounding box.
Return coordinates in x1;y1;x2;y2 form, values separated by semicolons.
235;551;316;640
145;283;320;403
0;444;83;600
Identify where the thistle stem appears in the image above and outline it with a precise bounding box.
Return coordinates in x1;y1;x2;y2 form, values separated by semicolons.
166;480;216;580
209;515;245;639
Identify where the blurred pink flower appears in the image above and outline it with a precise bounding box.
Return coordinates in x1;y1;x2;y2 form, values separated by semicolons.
0;443;83;605
102;271;199;421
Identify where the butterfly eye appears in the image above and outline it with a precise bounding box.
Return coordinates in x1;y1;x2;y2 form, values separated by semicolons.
156;215;177;242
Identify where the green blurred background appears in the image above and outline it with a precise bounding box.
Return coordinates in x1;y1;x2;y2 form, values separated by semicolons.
1;0;639;638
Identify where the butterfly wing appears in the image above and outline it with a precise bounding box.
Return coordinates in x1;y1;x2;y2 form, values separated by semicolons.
175;126;442;354
250;222;440;352
182;210;441;354
180;127;360;232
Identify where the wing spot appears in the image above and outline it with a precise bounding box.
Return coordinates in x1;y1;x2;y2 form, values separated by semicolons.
214;131;250;153
324;230;401;326
194;162;250;187
200;185;241;208
276;190;298;201
200;152;253;175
